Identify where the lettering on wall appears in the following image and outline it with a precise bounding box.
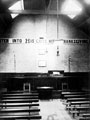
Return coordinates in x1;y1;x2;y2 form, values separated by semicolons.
0;38;89;44
64;39;89;44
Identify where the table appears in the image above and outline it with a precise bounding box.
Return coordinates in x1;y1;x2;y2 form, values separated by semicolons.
37;86;54;100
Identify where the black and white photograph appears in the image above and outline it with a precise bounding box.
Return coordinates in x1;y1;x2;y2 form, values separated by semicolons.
0;0;90;120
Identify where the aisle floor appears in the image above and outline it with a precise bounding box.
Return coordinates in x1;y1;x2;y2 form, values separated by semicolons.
39;99;74;120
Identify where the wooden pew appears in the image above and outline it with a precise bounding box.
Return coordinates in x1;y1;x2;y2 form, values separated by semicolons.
82;113;90;118
0;107;40;114
2;92;39;97
69;106;90;118
2;95;38;99
62;91;87;96
1;99;39;104
0;91;41;120
66;104;90;111
62;91;87;94
61;91;87;99
0;115;42;119
62;90;90;120
64;94;90;99
66;101;90;108
73;106;90;111
75;113;90;120
66;100;90;118
67;105;90;111
66;101;90;110
0;104;41;119
79;117;90;120
70;101;90;106
2;90;37;94
66;98;90;102
0;103;39;108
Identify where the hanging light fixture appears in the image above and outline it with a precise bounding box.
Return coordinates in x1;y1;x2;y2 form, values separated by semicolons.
61;0;82;19
84;0;90;4
9;1;22;19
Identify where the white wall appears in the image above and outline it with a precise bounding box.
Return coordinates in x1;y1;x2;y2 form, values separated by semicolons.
0;15;89;72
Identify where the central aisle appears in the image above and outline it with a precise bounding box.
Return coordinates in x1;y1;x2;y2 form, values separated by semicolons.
39;99;74;120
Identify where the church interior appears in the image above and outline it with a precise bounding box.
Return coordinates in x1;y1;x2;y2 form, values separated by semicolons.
0;0;90;120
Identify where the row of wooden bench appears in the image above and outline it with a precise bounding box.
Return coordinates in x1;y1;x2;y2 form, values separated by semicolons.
0;91;42;119
61;91;90;120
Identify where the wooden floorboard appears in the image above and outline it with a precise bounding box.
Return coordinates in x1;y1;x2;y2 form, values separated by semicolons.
39;99;74;120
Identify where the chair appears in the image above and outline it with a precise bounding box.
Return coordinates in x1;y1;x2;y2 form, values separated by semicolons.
62;83;68;91
23;83;31;92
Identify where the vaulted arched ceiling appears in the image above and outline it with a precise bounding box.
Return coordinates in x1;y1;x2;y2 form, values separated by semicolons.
0;0;90;36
